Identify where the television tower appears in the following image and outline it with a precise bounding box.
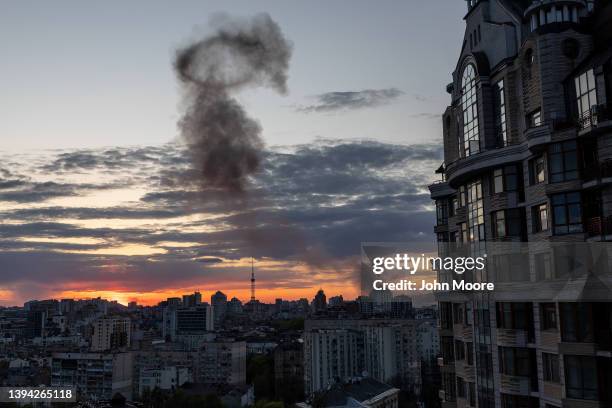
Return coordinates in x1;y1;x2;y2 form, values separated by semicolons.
250;257;256;302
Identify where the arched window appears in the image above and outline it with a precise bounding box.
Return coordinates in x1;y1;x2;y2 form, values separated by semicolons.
461;64;480;157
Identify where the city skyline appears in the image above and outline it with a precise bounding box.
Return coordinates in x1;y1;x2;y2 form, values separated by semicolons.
0;1;460;306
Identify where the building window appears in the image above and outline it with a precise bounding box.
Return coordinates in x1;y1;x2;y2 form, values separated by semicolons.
453;303;465;324
493;168;504;193
466;342;474;365
565;355;598;400
455;340;466;361
575;69;597;122
494;79;508;146
466;180;485;241
552;192;582;235
461;64;480;157
548;141;578;182
493;210;506;238
498;347;534;377
437;200;449;225
460;222;468;243
459;186;467;208
540;303;557;330
492;165;519;194
532;203;548;232
529;156;546;184
457;376;466;398
492;209;523;239
496;302;533;331
468;382;476;406
560;303;593;342
542;353;560;383
527;109;542;128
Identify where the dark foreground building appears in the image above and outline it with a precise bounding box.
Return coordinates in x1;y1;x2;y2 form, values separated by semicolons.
429;1;612;408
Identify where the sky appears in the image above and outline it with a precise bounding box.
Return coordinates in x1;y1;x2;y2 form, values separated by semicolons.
0;1;466;306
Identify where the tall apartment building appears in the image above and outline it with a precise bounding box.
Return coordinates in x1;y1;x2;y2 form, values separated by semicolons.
162;305;214;341
211;291;228;325
195;340;247;386
91;316;131;351
304;318;439;396
428;1;612;408
51;352;133;401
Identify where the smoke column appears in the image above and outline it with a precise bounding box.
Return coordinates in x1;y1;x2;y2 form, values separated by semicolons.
174;13;292;192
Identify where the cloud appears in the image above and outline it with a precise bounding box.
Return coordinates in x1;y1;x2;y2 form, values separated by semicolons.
0;140;440;305
297;88;403;113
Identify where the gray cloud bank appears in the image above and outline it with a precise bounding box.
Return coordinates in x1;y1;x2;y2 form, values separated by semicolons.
0;140;440;304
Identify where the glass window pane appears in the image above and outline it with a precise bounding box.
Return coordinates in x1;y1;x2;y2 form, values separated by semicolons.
568;204;581;223
580;73;588;94
554;206;566;224
587;70;595;89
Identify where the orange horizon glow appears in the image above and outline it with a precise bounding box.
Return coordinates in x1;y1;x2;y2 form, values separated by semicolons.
52;284;360;307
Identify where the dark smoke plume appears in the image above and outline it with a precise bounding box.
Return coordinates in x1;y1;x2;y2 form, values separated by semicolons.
174;13;292;191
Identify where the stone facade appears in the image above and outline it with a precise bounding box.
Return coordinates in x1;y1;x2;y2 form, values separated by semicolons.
429;1;612;408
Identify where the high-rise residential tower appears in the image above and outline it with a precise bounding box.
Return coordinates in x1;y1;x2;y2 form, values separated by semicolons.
429;2;612;408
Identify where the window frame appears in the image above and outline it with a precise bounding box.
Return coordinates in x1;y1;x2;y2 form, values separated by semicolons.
494;79;508;146
551;192;583;235
548;141;578;183
540;303;557;330
529;156;546;185
542;352;560;383
461;64;480;157
575;69;597;121
532;203;549;233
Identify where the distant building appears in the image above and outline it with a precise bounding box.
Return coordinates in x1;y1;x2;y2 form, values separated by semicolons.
166;297;181;307
138;366;191;396
59;299;75;315
25;310;45;339
228;297;243;315
196;341;247;386
51;352;133;401
328;295;344;308
211;291;228;325
163;305;214;341
274;341;305;400
312;289;327;313
390;295;413;318
304;319;439;396
91;316;131;352
183;292;202;308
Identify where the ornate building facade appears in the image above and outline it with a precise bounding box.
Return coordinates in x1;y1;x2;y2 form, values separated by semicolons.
429;1;612;408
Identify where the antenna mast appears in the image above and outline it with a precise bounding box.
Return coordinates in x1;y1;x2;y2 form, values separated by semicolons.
250;257;256;302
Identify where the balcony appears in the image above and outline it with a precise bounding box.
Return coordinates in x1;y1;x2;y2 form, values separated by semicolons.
578;104;612;133
562;399;602;408
583;159;612;189
496;328;530;347
455;362;476;383
525;124;552;150
543;381;563;400
585;216;612;239
430;179;455;199
500;374;532;395
444;143;527;187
